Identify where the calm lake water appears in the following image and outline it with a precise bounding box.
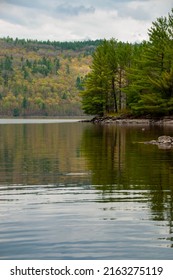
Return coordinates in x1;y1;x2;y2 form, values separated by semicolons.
0;119;173;260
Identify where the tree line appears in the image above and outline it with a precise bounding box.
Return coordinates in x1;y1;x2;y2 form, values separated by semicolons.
81;9;173;117
3;37;103;52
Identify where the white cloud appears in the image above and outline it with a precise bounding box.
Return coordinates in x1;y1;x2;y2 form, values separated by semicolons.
0;0;172;42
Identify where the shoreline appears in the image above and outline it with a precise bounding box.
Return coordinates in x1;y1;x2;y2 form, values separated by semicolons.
82;116;173;126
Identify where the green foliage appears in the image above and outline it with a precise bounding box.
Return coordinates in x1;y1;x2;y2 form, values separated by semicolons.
2;37;103;52
81;8;173;117
126;9;173;116
22;97;28;109
81;39;132;115
13;108;20;117
76;76;84;90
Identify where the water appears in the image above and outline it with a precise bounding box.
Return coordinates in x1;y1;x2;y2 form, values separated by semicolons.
0;119;173;259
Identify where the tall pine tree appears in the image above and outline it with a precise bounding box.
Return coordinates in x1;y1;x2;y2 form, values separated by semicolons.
126;9;173;116
81;40;111;115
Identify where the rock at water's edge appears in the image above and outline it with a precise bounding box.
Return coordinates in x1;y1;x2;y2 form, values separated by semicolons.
158;135;173;144
146;135;173;149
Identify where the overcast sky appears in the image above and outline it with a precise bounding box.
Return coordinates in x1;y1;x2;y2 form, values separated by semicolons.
0;0;173;42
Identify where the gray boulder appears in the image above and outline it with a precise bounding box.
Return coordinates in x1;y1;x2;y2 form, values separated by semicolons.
144;135;173;149
158;135;173;144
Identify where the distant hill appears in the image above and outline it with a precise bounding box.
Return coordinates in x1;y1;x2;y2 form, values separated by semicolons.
0;37;102;116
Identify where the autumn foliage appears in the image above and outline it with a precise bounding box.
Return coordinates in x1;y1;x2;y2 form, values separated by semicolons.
0;38;101;116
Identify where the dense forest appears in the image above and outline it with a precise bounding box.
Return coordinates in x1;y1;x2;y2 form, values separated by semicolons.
0;9;173;117
0;37;102;116
81;9;173;117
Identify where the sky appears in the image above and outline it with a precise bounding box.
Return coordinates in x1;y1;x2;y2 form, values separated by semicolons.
0;0;173;42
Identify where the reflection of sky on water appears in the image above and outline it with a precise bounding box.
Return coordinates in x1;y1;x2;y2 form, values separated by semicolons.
0;184;173;259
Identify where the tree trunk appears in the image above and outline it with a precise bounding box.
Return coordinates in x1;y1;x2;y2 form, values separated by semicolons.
118;69;122;110
112;77;118;112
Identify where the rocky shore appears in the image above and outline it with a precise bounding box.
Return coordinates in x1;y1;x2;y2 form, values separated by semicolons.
82;116;173;126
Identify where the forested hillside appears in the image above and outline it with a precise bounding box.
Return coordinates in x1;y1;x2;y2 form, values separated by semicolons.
0;38;102;116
